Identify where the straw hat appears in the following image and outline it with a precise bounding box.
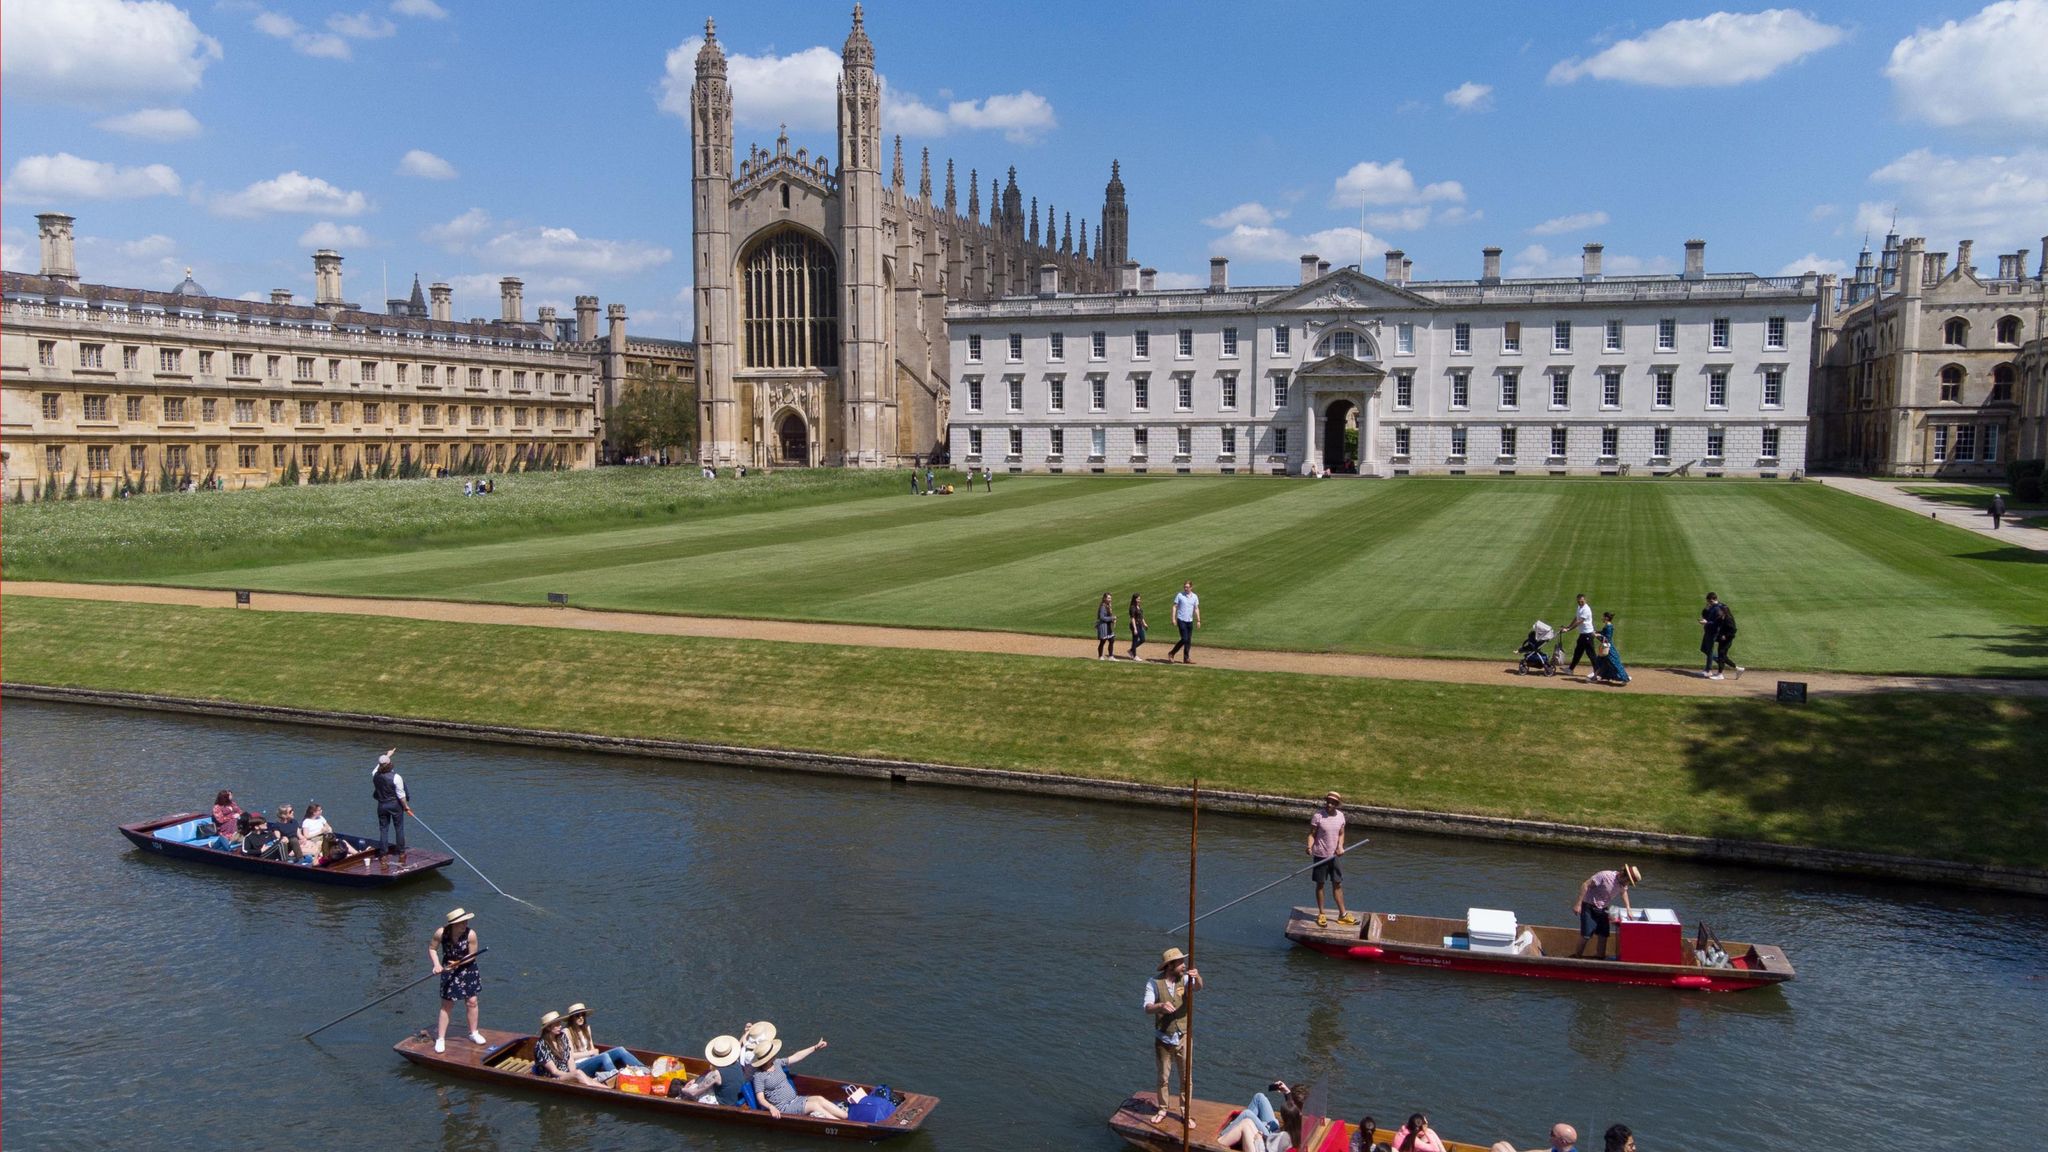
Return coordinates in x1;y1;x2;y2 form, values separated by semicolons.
742;1020;777;1049
539;1010;563;1030
750;1037;785;1068
564;1003;589;1018
444;907;475;927
1324;791;1342;805
1624;864;1643;885
1158;947;1189;973
704;1034;743;1068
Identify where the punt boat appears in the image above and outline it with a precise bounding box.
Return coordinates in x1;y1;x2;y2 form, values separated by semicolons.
118;812;453;888
395;1028;939;1142
1284;906;1795;992
1109;1092;1495;1152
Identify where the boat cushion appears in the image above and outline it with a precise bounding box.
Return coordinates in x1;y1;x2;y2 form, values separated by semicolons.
153;818;211;844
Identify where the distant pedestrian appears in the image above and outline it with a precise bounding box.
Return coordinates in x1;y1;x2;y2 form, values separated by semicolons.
1699;592;1742;680
982;467;993;492
926;466;935;493
1127;593;1148;661
1565;593;1597;674
1096;593;1117;660
909;471;919;496
371;748;412;859
1990;493;2006;529
1166;581;1201;664
1308;791;1356;928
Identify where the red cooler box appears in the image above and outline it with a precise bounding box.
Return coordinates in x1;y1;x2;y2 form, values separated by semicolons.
1616;908;1683;965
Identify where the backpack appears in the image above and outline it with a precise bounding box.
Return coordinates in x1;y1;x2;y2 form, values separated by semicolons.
845;1086;899;1124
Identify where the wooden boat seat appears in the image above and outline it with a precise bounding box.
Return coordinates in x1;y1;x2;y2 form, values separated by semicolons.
496;1056;534;1074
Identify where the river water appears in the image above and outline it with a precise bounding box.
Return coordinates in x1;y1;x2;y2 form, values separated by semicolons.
3;700;2044;1151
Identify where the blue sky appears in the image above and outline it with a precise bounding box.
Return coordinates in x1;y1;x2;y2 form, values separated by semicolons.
5;1;2046;336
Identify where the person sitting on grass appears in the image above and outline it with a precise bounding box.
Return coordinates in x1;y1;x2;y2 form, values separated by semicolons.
530;1011;606;1086
749;1036;848;1120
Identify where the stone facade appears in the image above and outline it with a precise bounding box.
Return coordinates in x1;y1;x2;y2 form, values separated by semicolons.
689;7;1124;470
948;243;1818;477
550;295;698;459
1811;233;2047;477
1;213;601;499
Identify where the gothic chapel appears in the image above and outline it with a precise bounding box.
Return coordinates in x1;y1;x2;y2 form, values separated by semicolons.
691;6;1130;467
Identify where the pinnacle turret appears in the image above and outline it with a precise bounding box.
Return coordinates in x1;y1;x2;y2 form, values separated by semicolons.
695;17;726;72
892;135;904;188
944;158;957;214
842;3;874;68
966;168;980;221
919;147;932;200
1029;196;1040;245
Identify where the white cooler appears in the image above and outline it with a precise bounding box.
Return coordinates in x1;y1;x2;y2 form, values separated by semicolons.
1467;907;1519;954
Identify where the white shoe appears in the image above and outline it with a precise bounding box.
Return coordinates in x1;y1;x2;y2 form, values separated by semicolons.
470;1031;488;1045
433;1037;446;1053
1707;672;1725;680
1732;666;1745;680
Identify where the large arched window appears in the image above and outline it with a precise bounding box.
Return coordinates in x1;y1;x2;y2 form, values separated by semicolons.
1942;317;1969;346
1992;363;2015;402
1995;315;2022;345
1312;327;1378;359
1939;363;1965;403
741;229;839;369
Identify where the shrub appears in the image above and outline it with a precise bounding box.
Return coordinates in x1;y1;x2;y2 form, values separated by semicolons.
2008;459;2045;502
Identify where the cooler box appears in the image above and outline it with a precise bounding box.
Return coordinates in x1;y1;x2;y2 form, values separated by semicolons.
1466;907;1519;954
1617;908;1684;965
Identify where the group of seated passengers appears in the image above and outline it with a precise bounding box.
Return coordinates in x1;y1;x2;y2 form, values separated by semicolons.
1218;1079;1442;1152
207;791;339;865
529;1015;854;1121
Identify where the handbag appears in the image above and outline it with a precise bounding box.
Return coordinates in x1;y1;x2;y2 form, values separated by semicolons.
1595;635;1611;657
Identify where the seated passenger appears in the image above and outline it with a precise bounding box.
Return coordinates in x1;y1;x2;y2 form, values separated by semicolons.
670;1033;746;1105
562;1003;642;1080
749;1036;848;1120
296;803;335;864
239;812;283;858
212;790;243;846
271;804;300;846
1394;1113;1448;1152
1219;1080;1304;1152
530;1011;605;1087
1352;1116;1386;1152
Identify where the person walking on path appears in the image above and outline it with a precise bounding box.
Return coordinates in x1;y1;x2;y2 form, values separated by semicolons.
1590;612;1630;685
1166;581;1202;664
1571;864;1640;959
371;749;413;859
1144;947;1203;1125
1991;492;2006;529
1096;593;1118;660
428;907;484;1053
1564;594;1598;675
1127;593;1148;661
1699;593;1742;680
1309;791;1357;928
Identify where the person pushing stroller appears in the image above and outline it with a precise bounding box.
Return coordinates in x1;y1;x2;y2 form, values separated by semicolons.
1516;620;1565;676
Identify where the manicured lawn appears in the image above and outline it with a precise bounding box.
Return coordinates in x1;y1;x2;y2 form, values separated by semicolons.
11;473;2048;675
7;595;2044;869
1899;485;2043;513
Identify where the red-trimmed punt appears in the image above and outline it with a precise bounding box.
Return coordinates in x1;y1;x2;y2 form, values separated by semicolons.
1109;1091;1496;1152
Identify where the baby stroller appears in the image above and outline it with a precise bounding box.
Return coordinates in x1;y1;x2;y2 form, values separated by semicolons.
1516;620;1563;676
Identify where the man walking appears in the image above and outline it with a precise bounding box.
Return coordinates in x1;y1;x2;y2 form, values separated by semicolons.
1990;492;2006;529
1308;791;1356;928
1166;581;1201;664
1143;947;1202;1125
1565;593;1598;676
1699;592;1742;680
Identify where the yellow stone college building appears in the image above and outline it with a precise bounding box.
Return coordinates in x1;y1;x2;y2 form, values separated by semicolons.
1;213;603;499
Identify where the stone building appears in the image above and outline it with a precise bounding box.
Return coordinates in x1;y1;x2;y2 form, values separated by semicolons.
689;6;1126;469
1810;233;2047;477
947;242;1818;477
550;294;699;459
1;212;602;499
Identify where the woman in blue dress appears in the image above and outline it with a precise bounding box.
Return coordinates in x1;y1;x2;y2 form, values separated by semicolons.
1591;611;1630;685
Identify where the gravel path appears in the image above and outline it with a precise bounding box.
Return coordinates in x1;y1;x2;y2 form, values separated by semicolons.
9;580;2043;699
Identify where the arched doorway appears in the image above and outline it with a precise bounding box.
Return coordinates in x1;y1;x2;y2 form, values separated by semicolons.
776;410;810;465
1322;399;1358;473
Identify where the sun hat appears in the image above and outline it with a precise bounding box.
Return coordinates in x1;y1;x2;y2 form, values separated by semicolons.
1325;791;1342;804
1624;864;1643;885
564;1003;589;1018
378;753;393;766
751;1037;785;1068
445;907;475;926
742;1020;777;1048
704;1034;742;1068
539;1010;563;1030
1158;947;1189;972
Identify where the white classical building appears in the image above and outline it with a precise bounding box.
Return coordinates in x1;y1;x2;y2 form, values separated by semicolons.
947;242;1820;476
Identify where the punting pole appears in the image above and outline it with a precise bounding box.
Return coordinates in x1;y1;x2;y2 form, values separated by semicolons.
1184;777;1198;1152
1164;838;1369;935
303;948;488;1039
411;812;547;913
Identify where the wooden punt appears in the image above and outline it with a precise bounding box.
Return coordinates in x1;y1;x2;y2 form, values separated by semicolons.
1284;906;1795;992
1109;1092;1496;1152
118;811;452;888
395;1028;938;1142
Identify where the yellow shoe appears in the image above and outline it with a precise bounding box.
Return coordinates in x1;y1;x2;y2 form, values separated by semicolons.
1316;913;1329;928
1337;913;1359;925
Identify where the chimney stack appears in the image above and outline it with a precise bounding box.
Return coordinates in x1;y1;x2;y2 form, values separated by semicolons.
1209;256;1228;293
429;282;453;323
1384;250;1404;283
2039;235;2047;280
1682;239;1706;281
1926;251;1948;281
1119;259;1140;294
1401;257;1411;282
1956;239;1973;275
270;288;294;306
1323;260;1336;279
1998;252;2023;280
1037;263;1059;297
499;276;524;323
606;302;627;344
537;304;558;337
313;249;344;306
35;213;79;284
1481;246;1502;284
1139;267;1157;292
575;295;599;342
1817;273;1837;323
1300;254;1321;285
1899;237;1926;297
1581;242;1604;281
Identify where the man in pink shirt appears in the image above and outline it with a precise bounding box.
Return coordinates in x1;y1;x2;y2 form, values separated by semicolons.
1572;864;1640;958
1308;791;1356;928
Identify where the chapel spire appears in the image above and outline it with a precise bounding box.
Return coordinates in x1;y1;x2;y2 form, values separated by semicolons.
919;147;932;201
943;157;957;214
966;167;980;221
892;135;905;189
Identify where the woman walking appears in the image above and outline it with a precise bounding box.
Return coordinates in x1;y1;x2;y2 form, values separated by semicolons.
1096;593;1118;660
1590;611;1630;685
429;907;484;1054
1127;593;1148;661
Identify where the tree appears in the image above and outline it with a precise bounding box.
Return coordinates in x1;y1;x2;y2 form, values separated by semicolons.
608;366;699;461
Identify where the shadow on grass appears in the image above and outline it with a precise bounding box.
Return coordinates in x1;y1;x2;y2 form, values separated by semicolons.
1942;625;2048;668
1957;547;2048;565
1682;691;2048;869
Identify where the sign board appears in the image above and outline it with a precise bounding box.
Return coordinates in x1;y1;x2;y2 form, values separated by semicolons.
234;590;252;606
1776;680;1807;704
546;592;569;606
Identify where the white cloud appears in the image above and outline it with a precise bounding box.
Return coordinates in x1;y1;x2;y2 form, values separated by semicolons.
1549;9;1846;87
1211;223;1387;266
327;11;396;39
1809;203;1839;220
1150;272;1206;290
1887;1;2048;137
1509;244;1675;278
214;171;369;217
1;0;221;105
252;10;358;60
391;0;448;17
1434;205;1483;226
476;227;673;276
423;208;492;250
397;149;458;180
1529;210;1610;235
893;90;1058;143
94;106;202;140
1330;159;1464;208
1776;254;1851;277
1443;81;1493;112
3;228;33;271
1858;147;2048;250
75;232;185;288
297;222;371;249
6;153;182;201
1202;202;1281;229
1364;206;1434;231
